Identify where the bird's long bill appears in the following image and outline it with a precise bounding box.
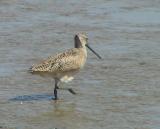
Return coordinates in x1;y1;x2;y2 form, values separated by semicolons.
86;44;102;59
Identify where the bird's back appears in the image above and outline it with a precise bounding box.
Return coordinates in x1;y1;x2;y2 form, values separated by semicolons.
29;48;87;76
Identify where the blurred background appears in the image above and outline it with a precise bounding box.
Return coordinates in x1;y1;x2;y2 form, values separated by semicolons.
0;0;160;129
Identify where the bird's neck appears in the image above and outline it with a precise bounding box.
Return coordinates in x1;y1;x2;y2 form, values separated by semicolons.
82;46;87;58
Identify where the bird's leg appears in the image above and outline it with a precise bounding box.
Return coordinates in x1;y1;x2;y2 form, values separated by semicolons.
54;79;59;100
58;87;76;95
68;88;76;95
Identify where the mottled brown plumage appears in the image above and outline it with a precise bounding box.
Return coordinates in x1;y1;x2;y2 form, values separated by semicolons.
29;33;101;100
31;48;86;73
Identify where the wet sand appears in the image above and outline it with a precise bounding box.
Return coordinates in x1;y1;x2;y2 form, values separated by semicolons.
0;0;160;129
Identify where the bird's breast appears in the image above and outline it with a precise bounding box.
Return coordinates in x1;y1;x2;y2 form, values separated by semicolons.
78;48;87;68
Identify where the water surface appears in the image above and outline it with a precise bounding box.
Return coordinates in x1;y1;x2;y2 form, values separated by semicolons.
0;0;160;129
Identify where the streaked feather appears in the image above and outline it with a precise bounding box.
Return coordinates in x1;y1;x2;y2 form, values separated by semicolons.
30;48;86;73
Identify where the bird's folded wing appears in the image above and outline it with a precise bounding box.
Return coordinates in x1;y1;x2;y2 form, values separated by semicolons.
30;48;81;73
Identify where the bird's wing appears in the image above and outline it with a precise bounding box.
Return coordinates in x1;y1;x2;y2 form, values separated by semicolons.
30;48;82;73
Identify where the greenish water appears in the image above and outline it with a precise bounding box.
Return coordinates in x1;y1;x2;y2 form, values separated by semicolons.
0;0;160;129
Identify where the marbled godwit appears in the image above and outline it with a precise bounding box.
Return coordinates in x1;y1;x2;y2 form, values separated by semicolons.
29;33;101;100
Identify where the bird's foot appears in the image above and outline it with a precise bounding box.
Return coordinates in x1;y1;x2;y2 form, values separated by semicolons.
51;96;58;100
68;88;76;95
58;87;77;95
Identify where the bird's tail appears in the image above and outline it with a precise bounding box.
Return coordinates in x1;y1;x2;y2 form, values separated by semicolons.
28;66;34;73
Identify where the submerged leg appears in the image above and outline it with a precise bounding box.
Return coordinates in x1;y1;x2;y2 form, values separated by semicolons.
54;79;59;100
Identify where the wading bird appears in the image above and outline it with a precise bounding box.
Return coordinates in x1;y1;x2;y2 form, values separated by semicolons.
29;33;101;100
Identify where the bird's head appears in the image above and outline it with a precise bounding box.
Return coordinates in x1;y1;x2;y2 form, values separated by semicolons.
74;33;88;48
74;33;102;59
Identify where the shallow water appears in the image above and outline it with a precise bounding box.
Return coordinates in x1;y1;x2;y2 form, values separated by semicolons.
0;0;160;129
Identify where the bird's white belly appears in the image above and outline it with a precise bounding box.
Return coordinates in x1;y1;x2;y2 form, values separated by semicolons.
60;75;74;83
55;69;80;83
